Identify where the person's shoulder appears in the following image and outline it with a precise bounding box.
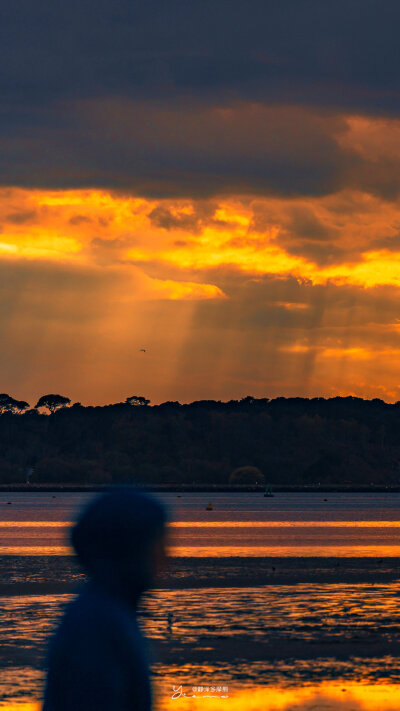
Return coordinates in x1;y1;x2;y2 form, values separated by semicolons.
51;583;142;656
61;584;105;625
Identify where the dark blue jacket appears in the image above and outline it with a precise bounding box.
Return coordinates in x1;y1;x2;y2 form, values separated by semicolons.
42;489;166;711
42;580;151;711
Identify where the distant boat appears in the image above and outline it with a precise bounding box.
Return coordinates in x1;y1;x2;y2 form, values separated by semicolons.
264;486;274;498
206;502;213;510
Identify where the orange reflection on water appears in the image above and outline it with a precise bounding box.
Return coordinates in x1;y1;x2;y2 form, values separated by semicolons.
3;686;400;710
0;522;71;527
169;545;400;557
169;521;400;528
3;520;400;528
159;684;400;710
4;544;400;556
0;546;72;555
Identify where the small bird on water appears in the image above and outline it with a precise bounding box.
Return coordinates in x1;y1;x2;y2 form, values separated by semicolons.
167;612;174;635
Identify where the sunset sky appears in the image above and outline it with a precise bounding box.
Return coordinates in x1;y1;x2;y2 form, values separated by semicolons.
3;1;400;405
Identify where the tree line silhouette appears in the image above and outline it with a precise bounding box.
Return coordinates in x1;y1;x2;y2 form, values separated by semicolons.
0;393;399;485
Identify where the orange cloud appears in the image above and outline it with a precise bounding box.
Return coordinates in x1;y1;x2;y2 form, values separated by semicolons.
3;186;400;292
0;189;225;301
2;185;400;403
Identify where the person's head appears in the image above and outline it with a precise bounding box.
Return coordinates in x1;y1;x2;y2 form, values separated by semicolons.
71;488;167;605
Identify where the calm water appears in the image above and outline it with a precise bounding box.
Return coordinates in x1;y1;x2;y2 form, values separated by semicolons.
2;492;400;708
1;491;400;556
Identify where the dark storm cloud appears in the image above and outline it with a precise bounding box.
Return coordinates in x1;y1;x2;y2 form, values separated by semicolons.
1;0;400;112
0;101;360;197
1;0;400;198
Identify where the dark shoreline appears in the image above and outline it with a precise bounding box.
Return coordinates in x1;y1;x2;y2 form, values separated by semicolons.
1;483;400;492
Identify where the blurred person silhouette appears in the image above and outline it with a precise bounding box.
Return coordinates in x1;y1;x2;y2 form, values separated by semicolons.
42;488;167;711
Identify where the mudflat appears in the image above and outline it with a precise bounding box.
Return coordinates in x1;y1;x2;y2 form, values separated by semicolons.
1;555;399;595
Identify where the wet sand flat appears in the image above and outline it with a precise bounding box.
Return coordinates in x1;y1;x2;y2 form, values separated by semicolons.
4;579;400;667
4;580;400;710
0;555;399;595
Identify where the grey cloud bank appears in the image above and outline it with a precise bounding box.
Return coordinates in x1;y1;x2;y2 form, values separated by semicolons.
1;0;399;111
0;1;400;198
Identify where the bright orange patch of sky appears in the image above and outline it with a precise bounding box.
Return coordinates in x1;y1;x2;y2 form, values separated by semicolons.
2;176;400;405
2;186;400;289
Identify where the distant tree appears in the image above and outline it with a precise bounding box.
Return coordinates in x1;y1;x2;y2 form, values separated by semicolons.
0;394;29;414
0;393;15;413
0;394;398;487
125;396;150;407
240;395;256;405
229;465;265;484
0;394;11;413
13;399;30;413
35;394;71;414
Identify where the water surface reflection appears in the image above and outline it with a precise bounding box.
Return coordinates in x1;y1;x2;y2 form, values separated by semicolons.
4;684;400;710
158;684;400;710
